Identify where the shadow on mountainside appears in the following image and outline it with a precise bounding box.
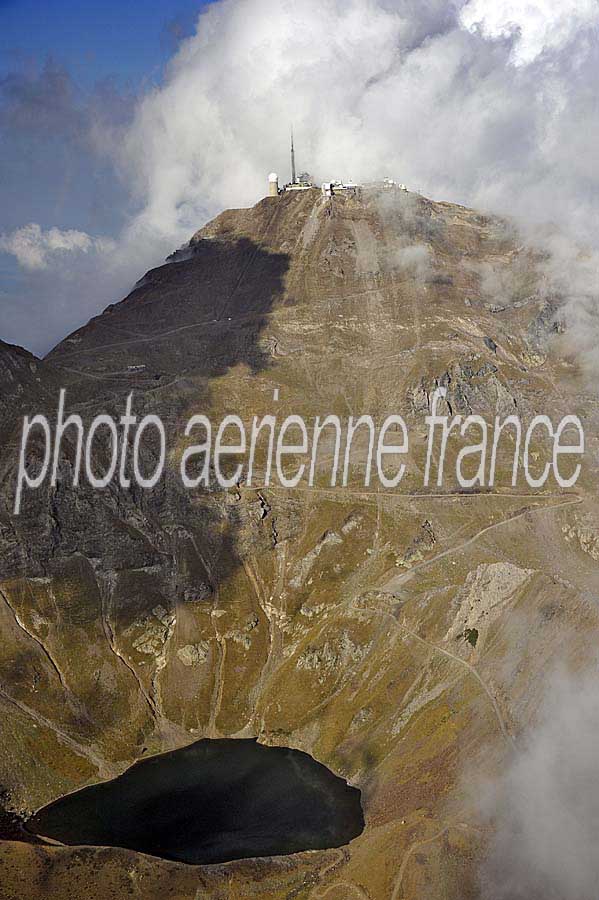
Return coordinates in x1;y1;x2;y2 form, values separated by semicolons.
0;234;291;788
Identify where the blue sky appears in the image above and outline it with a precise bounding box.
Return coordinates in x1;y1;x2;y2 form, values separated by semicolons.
0;0;210;352
0;0;206;89
0;0;208;234
1;0;598;359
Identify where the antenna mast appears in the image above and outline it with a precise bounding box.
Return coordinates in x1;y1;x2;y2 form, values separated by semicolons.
291;127;297;185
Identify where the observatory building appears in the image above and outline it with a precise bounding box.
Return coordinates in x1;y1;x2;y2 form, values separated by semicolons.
267;134;409;197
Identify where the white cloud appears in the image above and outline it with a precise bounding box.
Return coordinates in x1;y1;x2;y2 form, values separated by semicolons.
460;0;599;65
109;0;599;256
480;668;599;900
1;6;599;893
3;0;599;359
114;0;410;243
394;243;433;282
0;223;114;271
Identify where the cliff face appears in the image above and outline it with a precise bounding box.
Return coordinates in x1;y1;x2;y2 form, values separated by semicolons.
1;186;599;899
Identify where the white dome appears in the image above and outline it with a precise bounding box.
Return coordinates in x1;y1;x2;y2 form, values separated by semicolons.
268;172;278;182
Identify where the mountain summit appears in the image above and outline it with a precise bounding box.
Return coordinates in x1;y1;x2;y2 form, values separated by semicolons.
0;186;597;899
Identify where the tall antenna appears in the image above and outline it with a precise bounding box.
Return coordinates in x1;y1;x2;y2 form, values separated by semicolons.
291;127;297;185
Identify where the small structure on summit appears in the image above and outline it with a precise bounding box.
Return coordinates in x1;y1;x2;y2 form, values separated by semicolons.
266;132;313;196
284;130;313;191
382;177;408;191
321;180;359;197
266;136;409;197
268;173;279;197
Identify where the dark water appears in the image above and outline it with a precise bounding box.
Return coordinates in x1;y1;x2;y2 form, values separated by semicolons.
27;738;364;865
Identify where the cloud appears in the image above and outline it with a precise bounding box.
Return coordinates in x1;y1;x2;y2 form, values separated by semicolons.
116;0;599;373
394;243;433;282
0;223;115;270
110;0;599;269
1;0;599;361
460;0;599;65
531;231;599;377
0;60;137;352
479;668;599;900
1;62;85;140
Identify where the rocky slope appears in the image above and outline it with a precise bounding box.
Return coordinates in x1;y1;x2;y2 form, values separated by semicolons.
0;186;598;898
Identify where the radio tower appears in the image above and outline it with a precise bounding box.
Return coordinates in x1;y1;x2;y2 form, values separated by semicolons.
291;127;297;185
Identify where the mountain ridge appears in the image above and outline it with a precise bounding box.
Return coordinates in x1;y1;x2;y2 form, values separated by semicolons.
0;186;598;899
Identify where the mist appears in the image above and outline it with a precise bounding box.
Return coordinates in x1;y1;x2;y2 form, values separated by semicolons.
479;668;599;900
1;0;598;359
1;3;599;894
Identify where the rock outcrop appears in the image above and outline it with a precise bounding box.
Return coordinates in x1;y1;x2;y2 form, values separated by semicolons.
0;186;598;899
